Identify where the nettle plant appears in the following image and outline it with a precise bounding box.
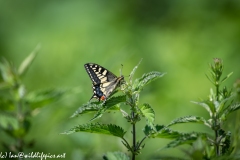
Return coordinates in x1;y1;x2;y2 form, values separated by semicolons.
64;59;240;160
0;45;65;158
155;58;240;160
63;61;165;160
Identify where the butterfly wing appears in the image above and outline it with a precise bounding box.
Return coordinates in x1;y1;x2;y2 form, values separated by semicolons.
84;63;123;101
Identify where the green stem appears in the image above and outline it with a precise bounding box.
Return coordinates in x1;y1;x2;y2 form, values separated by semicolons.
121;137;132;151
216;84;219;101
215;129;220;156
132;111;136;160
215;83;220;156
137;136;146;150
16;93;24;160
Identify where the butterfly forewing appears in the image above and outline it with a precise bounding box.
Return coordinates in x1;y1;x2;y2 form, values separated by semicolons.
84;63;124;101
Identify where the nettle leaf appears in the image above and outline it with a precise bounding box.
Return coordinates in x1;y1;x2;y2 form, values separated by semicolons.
71;102;102;118
220;72;233;83
25;88;66;109
155;127;184;139
143;125;183;139
18;44;41;76
104;95;126;107
161;132;207;150
103;151;130;160
167;116;211;128
216;95;234;117
139;103;155;129
221;103;240;120
216;96;234;115
129;59;142;84
143;125;165;137
191;100;215;117
71;95;126;118
0;58;18;86
0;113;18;130
133;71;165;92
120;109;129;118
62;123;126;138
90;95;126;121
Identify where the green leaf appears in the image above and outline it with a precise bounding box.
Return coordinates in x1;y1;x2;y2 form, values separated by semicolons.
227;103;240;113
221;131;233;155
216;95;234;116
221;103;240;120
191;100;215;117
129;59;142;84
0;113;18;130
90;95;125;121
139;103;155;129
62;123;126;138
133;71;166;92
70;102;103;118
104;95;126;107
120;109;129;118
25;88;66;109
71;95;125;120
0;58;18;86
167;116;211;128
161;132;207;150
18;44;41;76
220;72;233;83
143;125;183;139
155;127;184;139
143;125;162;137
205;73;215;85
103;151;130;160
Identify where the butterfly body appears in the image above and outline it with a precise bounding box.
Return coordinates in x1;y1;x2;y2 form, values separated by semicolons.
84;63;124;101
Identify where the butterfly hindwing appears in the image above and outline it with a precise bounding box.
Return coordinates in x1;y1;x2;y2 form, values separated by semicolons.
84;63;124;101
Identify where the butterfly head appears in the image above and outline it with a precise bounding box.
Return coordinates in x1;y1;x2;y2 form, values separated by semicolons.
100;95;106;101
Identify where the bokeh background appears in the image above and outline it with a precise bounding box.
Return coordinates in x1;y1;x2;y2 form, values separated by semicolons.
1;0;240;159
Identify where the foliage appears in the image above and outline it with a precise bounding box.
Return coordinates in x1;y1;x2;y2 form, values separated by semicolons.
64;60;166;159
65;58;240;160
149;58;240;160
0;45;66;156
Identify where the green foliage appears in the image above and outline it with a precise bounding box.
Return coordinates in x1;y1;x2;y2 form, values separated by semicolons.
64;58;240;159
25;88;66;109
158;58;240;159
144;125;182;139
139;103;155;129
70;95;126;121
18;44;41;76
162;133;204;150
0;46;66;154
62;123;126;138
133;71;166;93
167;115;211;128
66;60;165;159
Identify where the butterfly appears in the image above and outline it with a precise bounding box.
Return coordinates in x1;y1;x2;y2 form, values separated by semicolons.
84;63;124;101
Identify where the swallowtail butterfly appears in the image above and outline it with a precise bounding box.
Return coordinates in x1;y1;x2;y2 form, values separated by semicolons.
84;63;124;101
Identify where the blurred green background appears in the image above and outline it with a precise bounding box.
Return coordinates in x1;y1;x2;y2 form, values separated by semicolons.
0;0;240;159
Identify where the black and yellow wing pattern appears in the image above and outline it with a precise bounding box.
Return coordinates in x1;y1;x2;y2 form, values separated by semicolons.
84;63;124;101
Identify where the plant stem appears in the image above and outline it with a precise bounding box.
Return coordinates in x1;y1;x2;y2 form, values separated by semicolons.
216;84;219;101
16;94;24;160
215;83;220;156
132;111;136;160
137;136;146;150
214;129;220;156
